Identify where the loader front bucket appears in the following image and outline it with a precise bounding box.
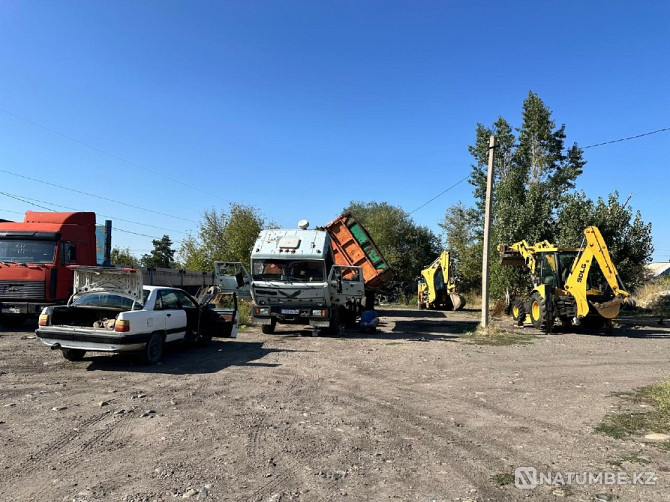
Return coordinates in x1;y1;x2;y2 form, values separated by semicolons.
589;299;622;319
450;293;466;311
498;245;525;267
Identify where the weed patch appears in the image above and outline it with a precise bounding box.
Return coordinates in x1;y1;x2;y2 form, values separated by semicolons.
608;452;651;468
596;380;670;443
491;472;514;486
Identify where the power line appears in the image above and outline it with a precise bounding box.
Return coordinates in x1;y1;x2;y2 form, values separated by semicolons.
113;225;183;243
0;208;25;215
408;126;669;214
0;169;198;224
0;192;57;211
0;108;231;204
583;127;670;149
408;175;469;215
0;191;190;235
0;192;184;243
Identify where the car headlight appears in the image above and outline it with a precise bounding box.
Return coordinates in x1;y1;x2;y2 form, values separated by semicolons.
311;309;327;317
254;306;270;315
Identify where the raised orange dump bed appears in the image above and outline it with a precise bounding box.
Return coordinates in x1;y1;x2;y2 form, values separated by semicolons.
325;213;391;289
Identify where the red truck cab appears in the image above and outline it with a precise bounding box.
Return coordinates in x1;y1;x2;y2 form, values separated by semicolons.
0;211;98;326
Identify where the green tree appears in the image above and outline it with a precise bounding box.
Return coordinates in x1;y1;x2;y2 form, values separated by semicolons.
141;235;176;269
449;92;652;300
466;91;586;298
110;247;138;267
343;201;441;284
556;191;653;290
179;203;265;271
438;202;482;293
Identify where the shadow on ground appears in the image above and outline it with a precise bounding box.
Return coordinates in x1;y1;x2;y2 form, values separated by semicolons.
495;316;670;339
83;339;299;374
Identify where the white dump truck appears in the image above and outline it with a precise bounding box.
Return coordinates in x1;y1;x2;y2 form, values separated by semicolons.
250;220;365;334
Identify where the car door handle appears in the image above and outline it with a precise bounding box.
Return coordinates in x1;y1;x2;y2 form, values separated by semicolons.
167;313;171;317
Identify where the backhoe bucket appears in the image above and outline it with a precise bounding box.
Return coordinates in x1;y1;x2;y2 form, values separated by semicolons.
589;299;622;319
450;293;466;311
498;245;525;267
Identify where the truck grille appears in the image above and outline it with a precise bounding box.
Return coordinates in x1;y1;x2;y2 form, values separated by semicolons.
0;281;45;300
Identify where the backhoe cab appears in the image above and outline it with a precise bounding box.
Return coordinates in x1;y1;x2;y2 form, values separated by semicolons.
498;226;629;332
417;251;466;311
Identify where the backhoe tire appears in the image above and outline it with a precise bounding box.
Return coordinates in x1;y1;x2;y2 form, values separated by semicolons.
529;291;552;332
511;299;526;325
581;316;605;330
261;318;276;334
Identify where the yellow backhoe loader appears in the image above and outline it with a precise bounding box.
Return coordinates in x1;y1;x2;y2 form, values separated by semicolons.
498;226;629;332
417;251;466;311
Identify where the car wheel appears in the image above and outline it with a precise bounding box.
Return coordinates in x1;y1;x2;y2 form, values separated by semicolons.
142;332;165;364
61;348;86;361
198;329;212;345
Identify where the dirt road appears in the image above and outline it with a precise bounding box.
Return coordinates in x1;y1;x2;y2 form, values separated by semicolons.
0;308;668;501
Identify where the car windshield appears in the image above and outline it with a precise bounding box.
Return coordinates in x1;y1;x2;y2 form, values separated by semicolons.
0;239;57;264
252;259;325;282
73;293;142;310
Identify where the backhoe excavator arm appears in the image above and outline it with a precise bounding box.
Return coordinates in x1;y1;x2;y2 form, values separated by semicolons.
418;251;465;310
420;251;454;304
563;226;630;319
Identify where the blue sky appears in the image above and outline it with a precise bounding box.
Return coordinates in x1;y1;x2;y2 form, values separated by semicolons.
1;1;668;262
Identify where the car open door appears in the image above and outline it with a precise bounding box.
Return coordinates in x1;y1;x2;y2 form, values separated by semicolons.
200;291;239;338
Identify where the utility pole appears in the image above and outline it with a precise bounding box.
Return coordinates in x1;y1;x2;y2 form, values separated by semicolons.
481;135;496;327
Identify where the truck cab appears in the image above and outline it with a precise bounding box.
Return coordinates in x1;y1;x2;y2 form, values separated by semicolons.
250;224;364;334
0;211;98;326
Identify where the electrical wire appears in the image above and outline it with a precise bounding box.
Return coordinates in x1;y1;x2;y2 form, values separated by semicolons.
0;169;198;224
0;191;189;235
0;192;183;243
0;108;232;204
407;126;669;215
583;127;670;149
408;175;469;215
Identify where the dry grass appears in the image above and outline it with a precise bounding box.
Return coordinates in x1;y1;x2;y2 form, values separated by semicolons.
461;323;536;346
238;298;252;327
633;276;670;321
634;276;670;303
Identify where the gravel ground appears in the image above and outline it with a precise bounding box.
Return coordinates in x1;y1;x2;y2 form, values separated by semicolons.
0;308;668;502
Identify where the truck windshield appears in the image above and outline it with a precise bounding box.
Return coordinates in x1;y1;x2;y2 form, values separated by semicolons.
0;239;57;264
252;259;325;282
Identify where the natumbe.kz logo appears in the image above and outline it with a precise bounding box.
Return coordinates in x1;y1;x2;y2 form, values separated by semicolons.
514;467;657;489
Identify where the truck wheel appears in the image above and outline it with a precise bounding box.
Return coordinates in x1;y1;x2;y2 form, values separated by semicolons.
0;314;28;327
61;348;86;361
143;332;165;364
326;308;341;335
261;319;276;334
